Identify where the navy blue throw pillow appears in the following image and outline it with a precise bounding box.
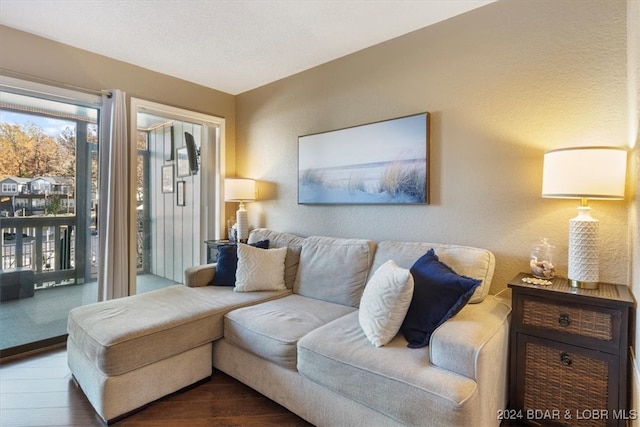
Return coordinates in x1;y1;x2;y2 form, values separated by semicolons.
400;249;481;348
209;240;269;286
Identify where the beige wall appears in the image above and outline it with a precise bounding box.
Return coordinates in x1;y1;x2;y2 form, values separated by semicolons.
236;0;630;295
0;25;237;172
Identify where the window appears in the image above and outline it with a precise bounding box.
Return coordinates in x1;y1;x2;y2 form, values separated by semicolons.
2;183;17;193
0;76;101;355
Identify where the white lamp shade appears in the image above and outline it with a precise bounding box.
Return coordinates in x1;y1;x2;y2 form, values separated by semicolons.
541;146;626;289
224;178;256;202
542;146;627;200
225;178;256;242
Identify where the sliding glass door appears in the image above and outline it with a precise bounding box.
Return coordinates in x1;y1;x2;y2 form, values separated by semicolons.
0;79;101;355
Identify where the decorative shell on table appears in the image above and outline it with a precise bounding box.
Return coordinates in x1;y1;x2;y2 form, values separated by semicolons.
530;238;556;279
530;259;556;279
522;276;552;286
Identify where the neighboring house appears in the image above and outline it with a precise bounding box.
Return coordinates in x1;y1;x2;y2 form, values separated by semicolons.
0;176;75;216
0;176;30;195
29;176;74;196
0;177;31;216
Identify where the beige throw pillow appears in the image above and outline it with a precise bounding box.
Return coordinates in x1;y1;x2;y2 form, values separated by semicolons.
235;243;287;292
359;260;414;347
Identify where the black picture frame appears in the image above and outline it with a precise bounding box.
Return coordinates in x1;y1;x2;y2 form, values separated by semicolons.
177;180;186;206
176;147;190;177
166;125;175;161
161;164;174;193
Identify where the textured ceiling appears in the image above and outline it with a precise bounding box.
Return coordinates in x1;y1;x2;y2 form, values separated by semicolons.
0;0;494;95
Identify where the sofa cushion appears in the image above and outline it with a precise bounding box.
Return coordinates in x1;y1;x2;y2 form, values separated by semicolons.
359;260;414;347
224;294;355;370
370;241;495;303
297;312;479;426
401;249;481;348
210;239;269;286
235;244;287;292
294;236;376;307
67;285;290;376
248;229;305;289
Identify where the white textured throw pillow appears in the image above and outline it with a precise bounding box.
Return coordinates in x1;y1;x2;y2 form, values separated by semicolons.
235;243;287;292
359;260;414;347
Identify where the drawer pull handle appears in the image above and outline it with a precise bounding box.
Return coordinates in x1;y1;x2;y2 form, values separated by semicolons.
560;352;572;366
558;314;571;327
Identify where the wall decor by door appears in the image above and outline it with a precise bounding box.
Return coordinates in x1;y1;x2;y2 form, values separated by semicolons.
166;125;175;161
298;112;430;204
161;164;174;193
177;180;186;206
176;147;190;177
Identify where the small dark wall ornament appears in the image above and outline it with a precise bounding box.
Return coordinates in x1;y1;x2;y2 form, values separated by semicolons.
177;181;186;206
166;125;175;161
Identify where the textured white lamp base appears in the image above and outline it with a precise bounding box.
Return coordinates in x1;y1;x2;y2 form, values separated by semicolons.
568;206;599;289
236;202;249;242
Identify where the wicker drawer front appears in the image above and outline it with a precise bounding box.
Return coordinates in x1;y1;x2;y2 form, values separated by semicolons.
523;340;610;427
522;298;615;341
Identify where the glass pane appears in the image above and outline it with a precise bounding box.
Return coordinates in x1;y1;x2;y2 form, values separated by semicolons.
0;93;99;354
136;138;147;274
1;91;98;122
133;113;205;294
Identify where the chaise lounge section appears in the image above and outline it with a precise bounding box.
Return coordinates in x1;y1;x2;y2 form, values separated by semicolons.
67;228;511;426
67;283;290;422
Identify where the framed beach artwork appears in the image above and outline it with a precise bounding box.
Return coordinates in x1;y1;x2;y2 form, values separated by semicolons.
298;112;430;205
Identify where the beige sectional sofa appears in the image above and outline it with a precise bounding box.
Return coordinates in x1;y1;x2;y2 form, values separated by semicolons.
67;228;511;426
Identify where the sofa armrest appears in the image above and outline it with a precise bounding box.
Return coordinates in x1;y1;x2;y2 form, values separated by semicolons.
429;294;512;380
184;264;216;287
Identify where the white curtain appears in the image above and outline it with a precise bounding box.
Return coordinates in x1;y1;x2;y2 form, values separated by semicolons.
97;89;129;301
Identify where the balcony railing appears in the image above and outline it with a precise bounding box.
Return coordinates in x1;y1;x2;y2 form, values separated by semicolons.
0;216;95;288
1;215;148;289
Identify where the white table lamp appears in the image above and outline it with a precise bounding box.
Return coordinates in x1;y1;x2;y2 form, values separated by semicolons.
542;146;626;289
224;178;256;242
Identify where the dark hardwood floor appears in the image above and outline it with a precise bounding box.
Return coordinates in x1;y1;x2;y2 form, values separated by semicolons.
0;347;312;427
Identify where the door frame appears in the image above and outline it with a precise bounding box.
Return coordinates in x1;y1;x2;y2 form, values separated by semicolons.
130;98;226;295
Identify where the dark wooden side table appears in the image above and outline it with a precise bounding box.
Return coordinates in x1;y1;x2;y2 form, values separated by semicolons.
204;239;231;264
508;273;634;427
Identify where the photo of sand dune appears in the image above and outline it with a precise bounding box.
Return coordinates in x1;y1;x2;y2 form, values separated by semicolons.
298;113;429;204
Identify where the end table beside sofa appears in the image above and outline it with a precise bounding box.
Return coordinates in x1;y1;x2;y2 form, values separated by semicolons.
508;274;633;427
